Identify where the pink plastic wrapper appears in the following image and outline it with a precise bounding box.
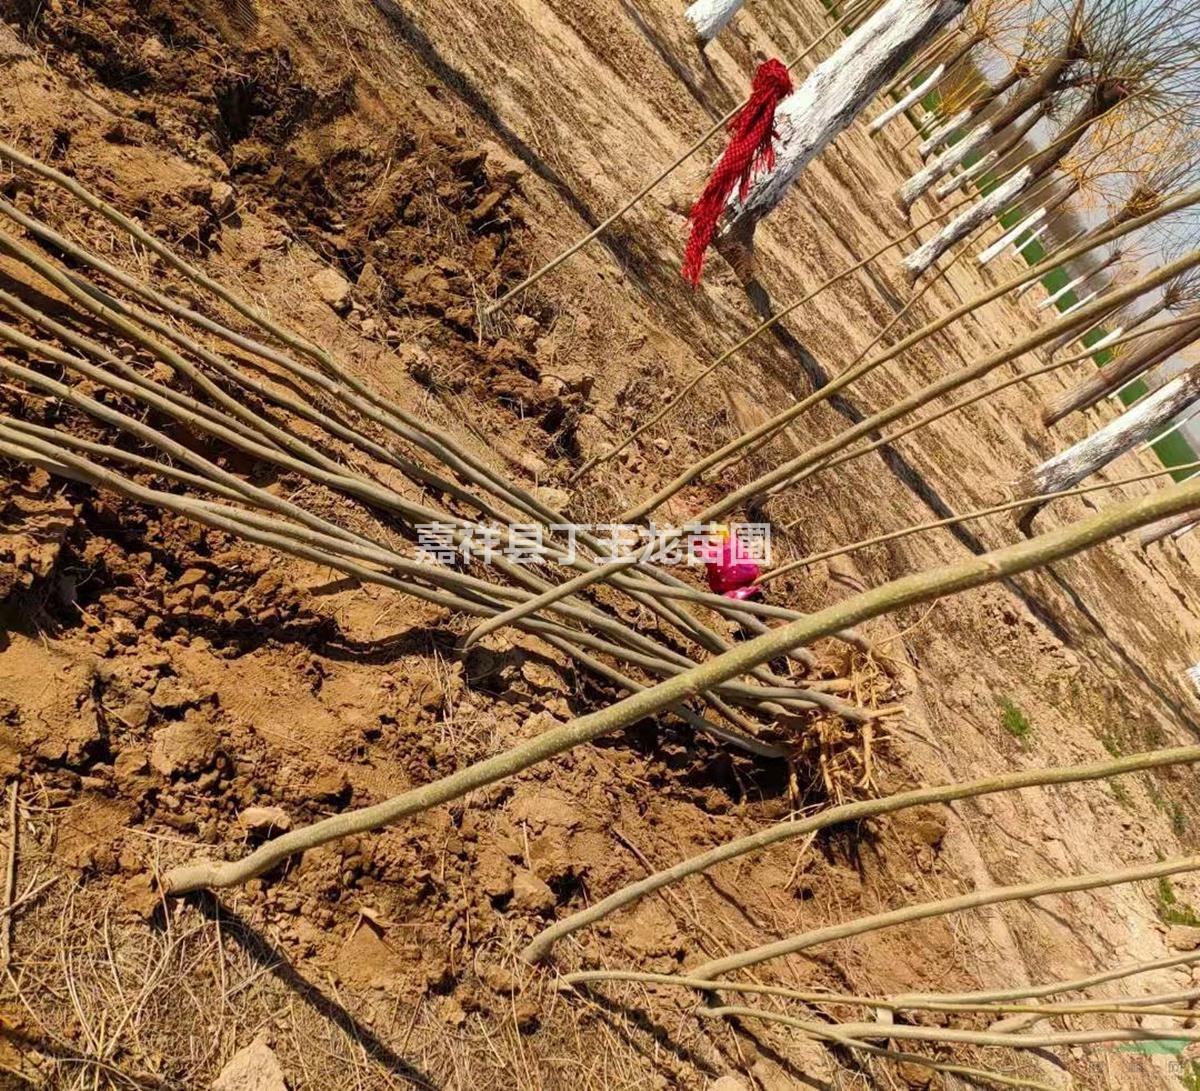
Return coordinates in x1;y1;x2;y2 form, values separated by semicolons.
705;536;762;600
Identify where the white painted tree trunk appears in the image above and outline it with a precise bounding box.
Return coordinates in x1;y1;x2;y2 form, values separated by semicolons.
978;208;1045;265
685;0;745;45
1060;288;1099;316
1034;320;1117;372
919;107;970;157
1039;300;1120;358
915;107;943;138
723;0;969;235
903;167;1030;280
1083;325;1124;353
1037;272;1088;310
869;64;945;134
1013;222;1049;256
1017;230;1088;299
1042;318;1097;359
1017;364;1200;496
899;119;991;209
935;148;996;199
1140;404;1200;451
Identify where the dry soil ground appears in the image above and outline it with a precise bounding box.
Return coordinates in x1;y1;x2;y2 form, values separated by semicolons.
1;0;1200;1089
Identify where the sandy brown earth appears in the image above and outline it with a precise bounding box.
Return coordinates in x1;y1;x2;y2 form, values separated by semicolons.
2;0;1200;1088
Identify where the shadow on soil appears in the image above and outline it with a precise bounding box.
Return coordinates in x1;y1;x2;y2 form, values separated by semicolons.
191;896;443;1089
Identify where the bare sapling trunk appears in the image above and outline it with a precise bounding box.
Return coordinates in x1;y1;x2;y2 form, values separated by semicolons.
1013;221;1050;256
1035;298;1121;360
1062;288;1100;315
899;118;996;209
691;855;1200;979
1008;186;1078;262
684;0;745;47
904;168;1032;280
870;64;945;134
162;475;1200;895
526;744;1200;961
936;149;998;199
1085;325;1125;352
1041;237;1123;309
1038;271;1091;310
1015;362;1200;517
1042;309;1200;425
1039;302;1121;358
1138;511;1200;546
719;0;969;248
919;106;972;157
1016;223;1088;299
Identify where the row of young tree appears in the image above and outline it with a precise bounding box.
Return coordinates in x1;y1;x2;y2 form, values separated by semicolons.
872;0;1200;536
570;0;1200;545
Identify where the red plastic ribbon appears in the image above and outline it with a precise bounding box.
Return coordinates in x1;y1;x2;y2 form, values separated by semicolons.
681;58;793;286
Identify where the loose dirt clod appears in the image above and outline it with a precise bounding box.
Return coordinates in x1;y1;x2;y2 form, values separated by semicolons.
150;720;218;776
239;805;293;834
212;1037;289;1091
311;268;352;312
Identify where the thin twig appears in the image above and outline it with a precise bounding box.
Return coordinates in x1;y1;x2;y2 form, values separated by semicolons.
2;780;18;970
